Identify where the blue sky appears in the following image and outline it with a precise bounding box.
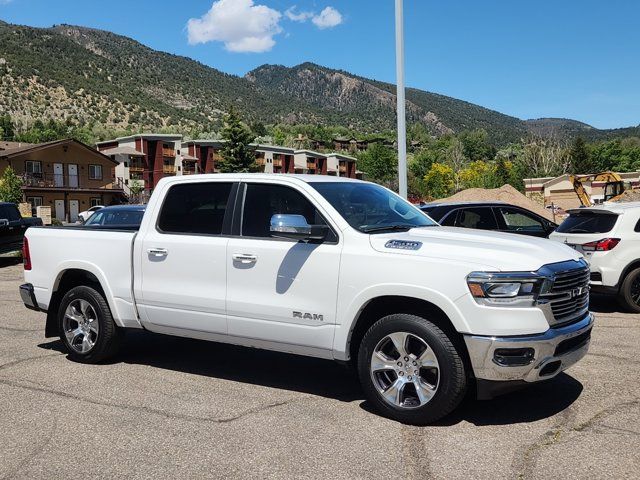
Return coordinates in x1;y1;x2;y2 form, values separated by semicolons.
1;0;638;129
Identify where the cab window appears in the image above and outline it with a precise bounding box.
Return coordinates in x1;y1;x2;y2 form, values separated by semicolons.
455;208;498;230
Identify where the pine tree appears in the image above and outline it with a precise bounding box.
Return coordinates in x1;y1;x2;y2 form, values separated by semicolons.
569;137;592;174
0;167;24;204
495;156;510;185
218;108;258;173
0;115;15;141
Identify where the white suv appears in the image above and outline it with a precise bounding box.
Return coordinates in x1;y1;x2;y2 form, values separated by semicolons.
550;202;640;312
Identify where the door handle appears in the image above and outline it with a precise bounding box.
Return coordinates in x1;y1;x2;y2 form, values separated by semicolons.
147;248;168;257
232;253;257;264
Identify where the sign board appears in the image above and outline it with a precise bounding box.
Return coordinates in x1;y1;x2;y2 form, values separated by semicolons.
36;206;52;225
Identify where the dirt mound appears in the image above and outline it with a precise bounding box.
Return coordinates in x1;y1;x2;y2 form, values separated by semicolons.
612;189;640;202
436;184;554;221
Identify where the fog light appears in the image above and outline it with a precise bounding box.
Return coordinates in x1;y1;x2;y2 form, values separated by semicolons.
493;348;535;367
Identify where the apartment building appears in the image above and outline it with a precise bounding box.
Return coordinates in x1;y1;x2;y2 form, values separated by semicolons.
182;140;225;174
96;134;182;192
0;138;124;221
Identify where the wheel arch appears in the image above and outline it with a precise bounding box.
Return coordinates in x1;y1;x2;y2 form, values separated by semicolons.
617;259;640;291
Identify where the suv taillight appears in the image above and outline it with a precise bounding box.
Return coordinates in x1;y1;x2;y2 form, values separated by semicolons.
22;237;31;270
582;238;620;251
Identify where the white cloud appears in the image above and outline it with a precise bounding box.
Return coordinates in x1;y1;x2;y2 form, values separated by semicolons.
311;6;343;29
186;0;282;53
285;6;313;22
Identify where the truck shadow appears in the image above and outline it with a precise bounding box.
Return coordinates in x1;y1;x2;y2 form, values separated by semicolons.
0;256;21;268
39;332;583;426
589;294;629;314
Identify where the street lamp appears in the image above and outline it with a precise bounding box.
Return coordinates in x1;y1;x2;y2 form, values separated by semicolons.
395;0;408;199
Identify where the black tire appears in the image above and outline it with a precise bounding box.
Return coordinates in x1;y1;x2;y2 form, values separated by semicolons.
357;314;467;425
618;267;640;313
57;285;124;363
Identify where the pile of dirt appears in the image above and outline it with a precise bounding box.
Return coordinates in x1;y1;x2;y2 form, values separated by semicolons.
436;184;554;221
612;189;640;202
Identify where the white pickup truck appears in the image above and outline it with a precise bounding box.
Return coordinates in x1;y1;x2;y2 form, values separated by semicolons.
20;174;593;424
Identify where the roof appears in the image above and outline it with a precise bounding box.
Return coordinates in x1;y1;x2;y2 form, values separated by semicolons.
158;173;364;186
182;139;226;147
0;141;34;152
181;154;199;161
294;149;327;158
567;202;640;214
97;204;146;211
95;133;182;145
100;146;145;157
253;144;296;154
325;152;357;161
0;138;118;165
424;201;510;208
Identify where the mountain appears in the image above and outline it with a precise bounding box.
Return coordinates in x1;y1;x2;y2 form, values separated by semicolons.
0;21;636;145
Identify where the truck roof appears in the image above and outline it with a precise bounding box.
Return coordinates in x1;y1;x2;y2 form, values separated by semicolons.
158;173;364;185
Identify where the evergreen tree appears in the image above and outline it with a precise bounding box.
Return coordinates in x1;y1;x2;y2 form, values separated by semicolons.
357;143;397;186
0;115;15;141
495;156;510;185
218;108;258;173
0;167;24;204
569;137;592;174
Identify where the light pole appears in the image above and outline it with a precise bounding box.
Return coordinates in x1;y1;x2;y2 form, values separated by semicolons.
395;0;408;199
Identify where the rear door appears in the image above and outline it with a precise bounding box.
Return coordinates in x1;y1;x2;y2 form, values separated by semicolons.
225;181;341;352
454;207;499;231
137;181;236;334
494;206;549;237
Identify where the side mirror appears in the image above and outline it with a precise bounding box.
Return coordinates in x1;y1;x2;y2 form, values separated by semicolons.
270;214;328;241
0;219;9;227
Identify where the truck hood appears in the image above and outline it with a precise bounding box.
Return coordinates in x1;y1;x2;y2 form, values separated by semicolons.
369;226;582;272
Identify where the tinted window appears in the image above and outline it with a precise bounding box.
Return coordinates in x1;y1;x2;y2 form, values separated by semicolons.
86;209;145;226
556;212;618;234
0;205;20;221
455;208;498;230
158;182;232;235
635;218;640;233
440;211;457;226
242;183;332;239
498;207;545;232
311;182;436;233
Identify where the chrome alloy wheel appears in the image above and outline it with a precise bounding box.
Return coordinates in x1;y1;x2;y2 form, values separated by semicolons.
62;299;99;354
370;331;440;409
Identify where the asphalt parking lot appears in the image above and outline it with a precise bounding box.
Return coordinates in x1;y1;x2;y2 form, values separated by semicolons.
0;258;638;479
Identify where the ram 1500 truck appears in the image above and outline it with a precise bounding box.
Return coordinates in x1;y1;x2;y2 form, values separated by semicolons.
0;202;42;255
20;174;594;424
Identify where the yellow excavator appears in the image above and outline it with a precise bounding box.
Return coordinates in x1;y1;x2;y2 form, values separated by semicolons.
570;171;625;206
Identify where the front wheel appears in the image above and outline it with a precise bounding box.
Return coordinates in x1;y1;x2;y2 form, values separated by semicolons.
57;285;124;363
619;267;640;313
357;314;467;425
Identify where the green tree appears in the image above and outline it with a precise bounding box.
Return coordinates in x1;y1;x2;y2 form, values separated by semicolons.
459;129;495;161
423;162;455;199
357;143;397;186
0;167;24;204
495;156;510;186
569;137;592;174
218;108;258;173
0;115;15;141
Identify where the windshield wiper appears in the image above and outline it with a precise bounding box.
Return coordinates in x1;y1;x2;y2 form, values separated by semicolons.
360;224;417;233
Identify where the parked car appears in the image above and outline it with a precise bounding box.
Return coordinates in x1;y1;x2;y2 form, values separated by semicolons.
0;202;42;255
78;205;104;223
549;202;640;312
83;205;146;230
420;201;558;238
20;175;592;425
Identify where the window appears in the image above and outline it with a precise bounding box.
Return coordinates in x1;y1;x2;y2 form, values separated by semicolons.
89;164;103;180
242;183;334;240
0;205;20;221
158;182;232;235
27;196;43;208
90;198;102;207
556;212;619;234
440;211;458;226
635;218;640;233
498;207;545;233
25;161;42;174
455;208;498;230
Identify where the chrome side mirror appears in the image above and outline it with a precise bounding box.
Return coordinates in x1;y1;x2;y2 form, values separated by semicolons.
270;214;328;241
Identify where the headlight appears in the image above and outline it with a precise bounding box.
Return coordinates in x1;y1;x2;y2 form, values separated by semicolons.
467;272;552;306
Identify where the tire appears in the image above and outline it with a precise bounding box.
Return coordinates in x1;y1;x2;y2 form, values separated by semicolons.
57;285;124;363
357;314;467;425
618;267;640;313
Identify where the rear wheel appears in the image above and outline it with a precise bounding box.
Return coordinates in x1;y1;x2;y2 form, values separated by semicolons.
619;267;640;313
357;313;467;425
57;286;123;363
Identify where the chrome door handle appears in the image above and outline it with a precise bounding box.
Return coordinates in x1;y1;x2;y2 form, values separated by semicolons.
232;253;257;264
147;248;168;257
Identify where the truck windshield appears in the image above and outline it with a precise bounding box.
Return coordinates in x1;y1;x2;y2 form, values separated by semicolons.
310;182;437;233
556;212;619;234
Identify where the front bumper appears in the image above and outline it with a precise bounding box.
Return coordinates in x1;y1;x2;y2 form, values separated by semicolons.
19;283;41;312
464;312;593;387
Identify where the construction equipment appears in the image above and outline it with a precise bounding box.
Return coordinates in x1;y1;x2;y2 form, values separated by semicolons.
570;171;625;206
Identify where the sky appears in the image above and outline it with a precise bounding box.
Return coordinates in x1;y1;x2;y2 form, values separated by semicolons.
0;0;638;129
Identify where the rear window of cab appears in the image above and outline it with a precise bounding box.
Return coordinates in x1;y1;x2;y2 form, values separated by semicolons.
556;212;619;234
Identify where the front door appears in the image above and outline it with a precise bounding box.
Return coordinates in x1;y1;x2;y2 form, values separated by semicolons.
136;181;234;334
68;164;78;188
54;200;65;222
53;163;63;187
69;200;80;223
226;182;341;352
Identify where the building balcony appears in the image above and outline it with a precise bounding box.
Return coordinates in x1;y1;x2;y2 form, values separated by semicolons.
162;148;176;158
339;165;347;173
273;159;283;167
182;169;197;175
129;166;144;173
306;161;317;169
21;173;124;191
163;165;176;174
256;158;266;166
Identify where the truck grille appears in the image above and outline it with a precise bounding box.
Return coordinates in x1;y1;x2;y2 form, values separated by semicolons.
540;265;590;327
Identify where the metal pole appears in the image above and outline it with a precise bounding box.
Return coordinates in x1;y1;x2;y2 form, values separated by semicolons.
395;0;408;199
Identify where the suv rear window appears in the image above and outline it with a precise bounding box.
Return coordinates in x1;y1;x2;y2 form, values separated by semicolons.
556;212;618;234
